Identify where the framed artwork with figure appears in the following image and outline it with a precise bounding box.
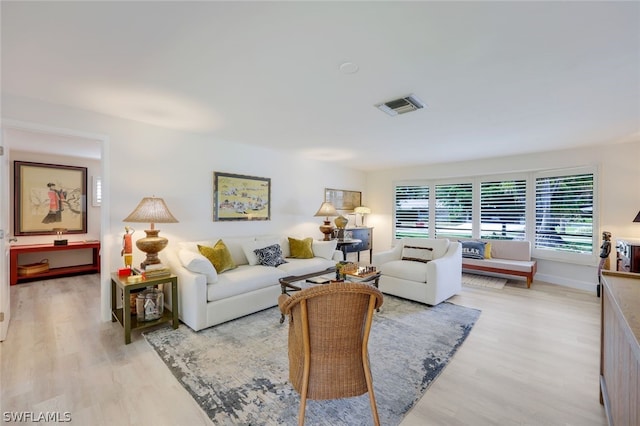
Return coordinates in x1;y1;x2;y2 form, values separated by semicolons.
14;161;87;236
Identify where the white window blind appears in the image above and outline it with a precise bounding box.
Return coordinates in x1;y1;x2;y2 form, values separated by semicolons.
535;173;593;254
435;183;472;239
480;179;526;240
394;184;429;238
92;176;102;207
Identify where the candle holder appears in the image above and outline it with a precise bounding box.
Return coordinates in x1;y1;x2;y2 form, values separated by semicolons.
53;228;68;246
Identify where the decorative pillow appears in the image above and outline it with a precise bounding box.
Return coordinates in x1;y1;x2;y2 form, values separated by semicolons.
178;249;218;283
288;237;314;259
242;238;279;266
311;239;338;260
198;240;237;273
484;242;492;259
254;244;288;267
461;240;486;259
401;245;434;263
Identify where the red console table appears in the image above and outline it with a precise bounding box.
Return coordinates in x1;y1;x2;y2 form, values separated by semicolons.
10;241;101;285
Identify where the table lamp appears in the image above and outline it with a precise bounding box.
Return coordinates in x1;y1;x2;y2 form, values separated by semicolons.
354;206;371;227
314;201;338;241
123;196;179;268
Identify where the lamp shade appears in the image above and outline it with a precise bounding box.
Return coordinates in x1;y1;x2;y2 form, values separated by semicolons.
634;210;640;223
123;197;179;268
123;197;179;227
314;202;338;218
354;206;371;215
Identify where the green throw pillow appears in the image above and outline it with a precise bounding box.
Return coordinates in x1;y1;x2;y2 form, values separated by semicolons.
198;240;237;273
288;237;314;259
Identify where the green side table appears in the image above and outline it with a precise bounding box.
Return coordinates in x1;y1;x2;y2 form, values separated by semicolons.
110;272;179;344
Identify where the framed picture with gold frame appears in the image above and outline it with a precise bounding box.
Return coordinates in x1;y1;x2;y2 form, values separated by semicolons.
213;172;271;221
324;188;362;212
14;161;87;235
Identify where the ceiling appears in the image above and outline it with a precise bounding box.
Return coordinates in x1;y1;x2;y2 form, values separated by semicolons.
2;1;639;171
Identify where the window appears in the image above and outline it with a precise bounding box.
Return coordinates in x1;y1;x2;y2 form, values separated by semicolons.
535;172;594;254
435;183;472;239
394;184;429;238
480;179;526;240
392;167;597;263
92;176;102;207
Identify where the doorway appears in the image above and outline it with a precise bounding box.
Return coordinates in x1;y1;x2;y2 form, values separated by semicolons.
1;120;110;340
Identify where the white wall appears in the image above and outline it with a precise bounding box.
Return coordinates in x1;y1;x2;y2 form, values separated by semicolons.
365;140;640;291
2;94;366;320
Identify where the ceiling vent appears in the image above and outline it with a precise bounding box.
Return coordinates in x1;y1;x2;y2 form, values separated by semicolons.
375;94;426;116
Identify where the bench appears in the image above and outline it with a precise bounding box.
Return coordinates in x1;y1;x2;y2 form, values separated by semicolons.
460;239;537;288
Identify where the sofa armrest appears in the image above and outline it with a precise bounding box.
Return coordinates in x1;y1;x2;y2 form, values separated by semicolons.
332;250;344;262
164;248;209;331
372;244;402;266
426;241;462;288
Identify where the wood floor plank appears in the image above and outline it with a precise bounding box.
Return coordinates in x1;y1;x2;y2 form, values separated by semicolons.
1;275;606;425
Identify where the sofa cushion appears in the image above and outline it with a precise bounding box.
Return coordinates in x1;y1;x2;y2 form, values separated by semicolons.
198;240;237;273
277;257;336;276
207;265;285;302
401;245;433;263
311;239;338;260
177;248;218;283
461;240;486;259
254;244;288;267
462;257;535;273
379;259;428;283
487;240;531;261
288;237;314;259
242;238;281;266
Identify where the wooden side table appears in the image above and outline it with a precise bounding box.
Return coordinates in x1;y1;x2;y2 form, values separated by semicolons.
110;273;179;344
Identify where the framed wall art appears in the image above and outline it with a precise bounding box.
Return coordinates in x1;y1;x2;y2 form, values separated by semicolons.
325;188;362;212
213;172;271;221
14;161;87;236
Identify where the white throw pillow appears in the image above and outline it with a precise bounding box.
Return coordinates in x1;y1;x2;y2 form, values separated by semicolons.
242;238;280;266
178;248;218;283
312;239;338;260
401;245;434;263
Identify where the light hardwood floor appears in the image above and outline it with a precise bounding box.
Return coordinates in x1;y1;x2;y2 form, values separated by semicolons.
1;275;606;425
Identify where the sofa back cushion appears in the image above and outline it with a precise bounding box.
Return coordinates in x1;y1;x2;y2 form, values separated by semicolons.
179;237;253;266
486;239;531;261
400;238;450;259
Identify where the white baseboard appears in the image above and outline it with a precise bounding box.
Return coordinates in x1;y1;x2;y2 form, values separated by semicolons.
533;272;597;293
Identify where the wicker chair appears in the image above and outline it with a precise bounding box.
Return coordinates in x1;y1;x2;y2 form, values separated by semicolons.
278;282;384;426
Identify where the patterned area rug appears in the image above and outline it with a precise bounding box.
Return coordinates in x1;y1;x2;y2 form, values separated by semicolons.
462;272;507;289
144;296;480;426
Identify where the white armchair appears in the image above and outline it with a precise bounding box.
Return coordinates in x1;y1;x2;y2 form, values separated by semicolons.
372;238;462;305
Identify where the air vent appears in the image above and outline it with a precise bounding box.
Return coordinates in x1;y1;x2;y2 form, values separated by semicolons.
375;94;426;116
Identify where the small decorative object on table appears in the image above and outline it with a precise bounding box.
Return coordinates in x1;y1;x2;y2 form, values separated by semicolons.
53;228;68;246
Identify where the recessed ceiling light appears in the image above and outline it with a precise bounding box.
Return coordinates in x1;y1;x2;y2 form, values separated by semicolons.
339;62;359;74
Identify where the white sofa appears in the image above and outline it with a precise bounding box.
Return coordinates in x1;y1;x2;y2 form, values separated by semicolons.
372;238;462;305
163;235;343;331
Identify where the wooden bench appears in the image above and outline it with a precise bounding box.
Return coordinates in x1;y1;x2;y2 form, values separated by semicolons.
460;239;536;288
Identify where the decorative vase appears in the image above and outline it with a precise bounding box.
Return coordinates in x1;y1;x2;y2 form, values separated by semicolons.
334;215;348;229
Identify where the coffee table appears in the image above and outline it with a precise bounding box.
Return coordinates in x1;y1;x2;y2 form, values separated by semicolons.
278;266;381;323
